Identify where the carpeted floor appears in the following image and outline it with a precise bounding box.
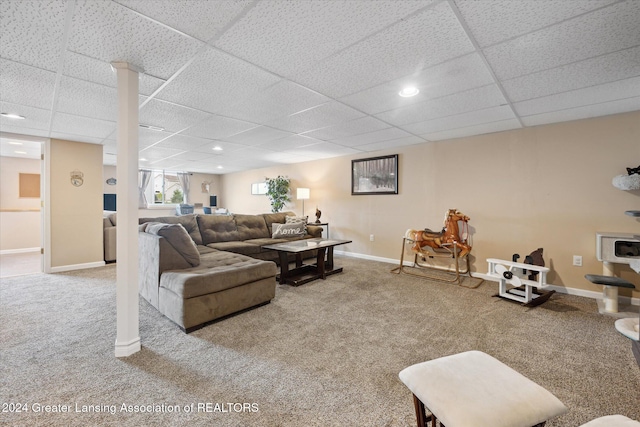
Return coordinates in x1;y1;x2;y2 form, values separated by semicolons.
0;252;41;278
1;256;638;426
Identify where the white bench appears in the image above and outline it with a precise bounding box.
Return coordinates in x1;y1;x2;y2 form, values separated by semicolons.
487;258;554;306
399;351;567;427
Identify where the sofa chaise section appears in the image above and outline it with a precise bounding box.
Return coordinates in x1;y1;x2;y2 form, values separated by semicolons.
139;224;277;332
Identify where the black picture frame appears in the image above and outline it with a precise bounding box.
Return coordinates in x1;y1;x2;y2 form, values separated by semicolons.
351;154;398;195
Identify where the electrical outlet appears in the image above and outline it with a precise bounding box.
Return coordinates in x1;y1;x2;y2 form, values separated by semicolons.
573;255;582;267
370;234;375;242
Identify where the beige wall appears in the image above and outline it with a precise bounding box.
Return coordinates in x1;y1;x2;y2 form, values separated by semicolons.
0;156;41;251
49;139;103;268
221;111;640;298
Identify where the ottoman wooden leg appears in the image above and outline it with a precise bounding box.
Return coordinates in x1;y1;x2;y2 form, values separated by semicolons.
412;394;437;427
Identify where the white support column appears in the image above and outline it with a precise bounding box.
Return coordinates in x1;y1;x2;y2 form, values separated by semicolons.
112;62;142;357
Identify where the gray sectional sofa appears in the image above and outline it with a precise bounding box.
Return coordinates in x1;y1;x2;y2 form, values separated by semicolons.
138;211;321;332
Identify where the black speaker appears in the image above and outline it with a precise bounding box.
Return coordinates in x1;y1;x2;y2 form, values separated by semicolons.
210;195;217;207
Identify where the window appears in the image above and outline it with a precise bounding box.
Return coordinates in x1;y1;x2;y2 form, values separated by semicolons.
145;170;185;206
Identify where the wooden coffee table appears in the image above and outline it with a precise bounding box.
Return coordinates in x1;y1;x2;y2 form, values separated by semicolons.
263;238;352;286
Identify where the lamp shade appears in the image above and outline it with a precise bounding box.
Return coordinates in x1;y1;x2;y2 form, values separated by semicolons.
297;188;310;200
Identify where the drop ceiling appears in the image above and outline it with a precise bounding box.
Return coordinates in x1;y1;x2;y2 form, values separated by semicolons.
1;0;639;174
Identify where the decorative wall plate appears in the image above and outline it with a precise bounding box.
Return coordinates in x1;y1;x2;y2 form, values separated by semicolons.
70;170;84;187
106;177;117;185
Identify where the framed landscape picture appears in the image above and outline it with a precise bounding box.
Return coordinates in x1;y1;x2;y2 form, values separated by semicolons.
351;154;398;195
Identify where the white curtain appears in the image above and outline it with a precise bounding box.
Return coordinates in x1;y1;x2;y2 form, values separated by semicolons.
177;172;190;204
138;169;151;208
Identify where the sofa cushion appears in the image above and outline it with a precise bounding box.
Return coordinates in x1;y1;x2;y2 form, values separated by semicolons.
139;214;203;245
197;214;239;244
206;241;261;255
234;214;270;240
285;215;308;224
272;222;306;238
160;251;276;298
263;211;296;234
145;222;200;267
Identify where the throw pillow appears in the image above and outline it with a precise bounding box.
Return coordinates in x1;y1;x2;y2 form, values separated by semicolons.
145;222;200;267
285;215;308;225
272;222;307;238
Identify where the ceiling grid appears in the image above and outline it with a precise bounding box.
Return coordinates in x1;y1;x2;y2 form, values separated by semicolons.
0;0;638;171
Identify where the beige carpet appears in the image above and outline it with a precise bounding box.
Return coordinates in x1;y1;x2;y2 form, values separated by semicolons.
1;257;638;427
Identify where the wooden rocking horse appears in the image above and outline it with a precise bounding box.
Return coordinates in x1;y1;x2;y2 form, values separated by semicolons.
405;209;472;258
392;209;481;286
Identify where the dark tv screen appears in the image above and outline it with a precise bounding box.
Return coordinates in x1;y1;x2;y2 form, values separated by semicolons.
104;194;116;211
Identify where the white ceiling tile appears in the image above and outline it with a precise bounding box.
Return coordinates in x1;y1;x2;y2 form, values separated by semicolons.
455;0;617;47
514;77;640;117
301;117;391;141
339;53;495;115
483;1;640;80
256;135;322;151
63;51;165;96
182;115;258;140
224;126;294;146
214;0;435;78
219;81;330;124
0;102;52;131
68;0;204;80
331;128;416;147
154;133;212;151
291;1;474;98
267;102;365;134
0;0;68;71
376;85;507;126
168;150;217;162
0;124;50;139
139;146;184;162
188;140;248;154
51;113;115;139
422;118;522;141
521;97;640;127
503;47;640;103
155;47;281;113
0;59;57;109
139;99;210;133
49;131;106;145
114;0;252;42
282;142;359;159
405;105;517;135
355;136;427;152
0;137;42;159
138;128;173;149
56;77;118;121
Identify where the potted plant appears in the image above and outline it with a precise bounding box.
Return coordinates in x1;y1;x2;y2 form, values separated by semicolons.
265;175;291;213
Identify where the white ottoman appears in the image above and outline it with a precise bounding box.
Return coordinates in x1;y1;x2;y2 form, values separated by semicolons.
579;415;640;426
399;351;568;427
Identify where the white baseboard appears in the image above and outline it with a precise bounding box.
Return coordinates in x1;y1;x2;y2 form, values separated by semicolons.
0;247;40;255
49;261;106;273
114;337;141;358
335;251;640;307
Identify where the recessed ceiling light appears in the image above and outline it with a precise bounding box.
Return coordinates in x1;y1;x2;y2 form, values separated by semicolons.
139;158;148;162
1;112;26;119
8;141;23;145
398;87;419;97
139;124;164;131
14;150;27;154
217;165;223;169
212;146;223;151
